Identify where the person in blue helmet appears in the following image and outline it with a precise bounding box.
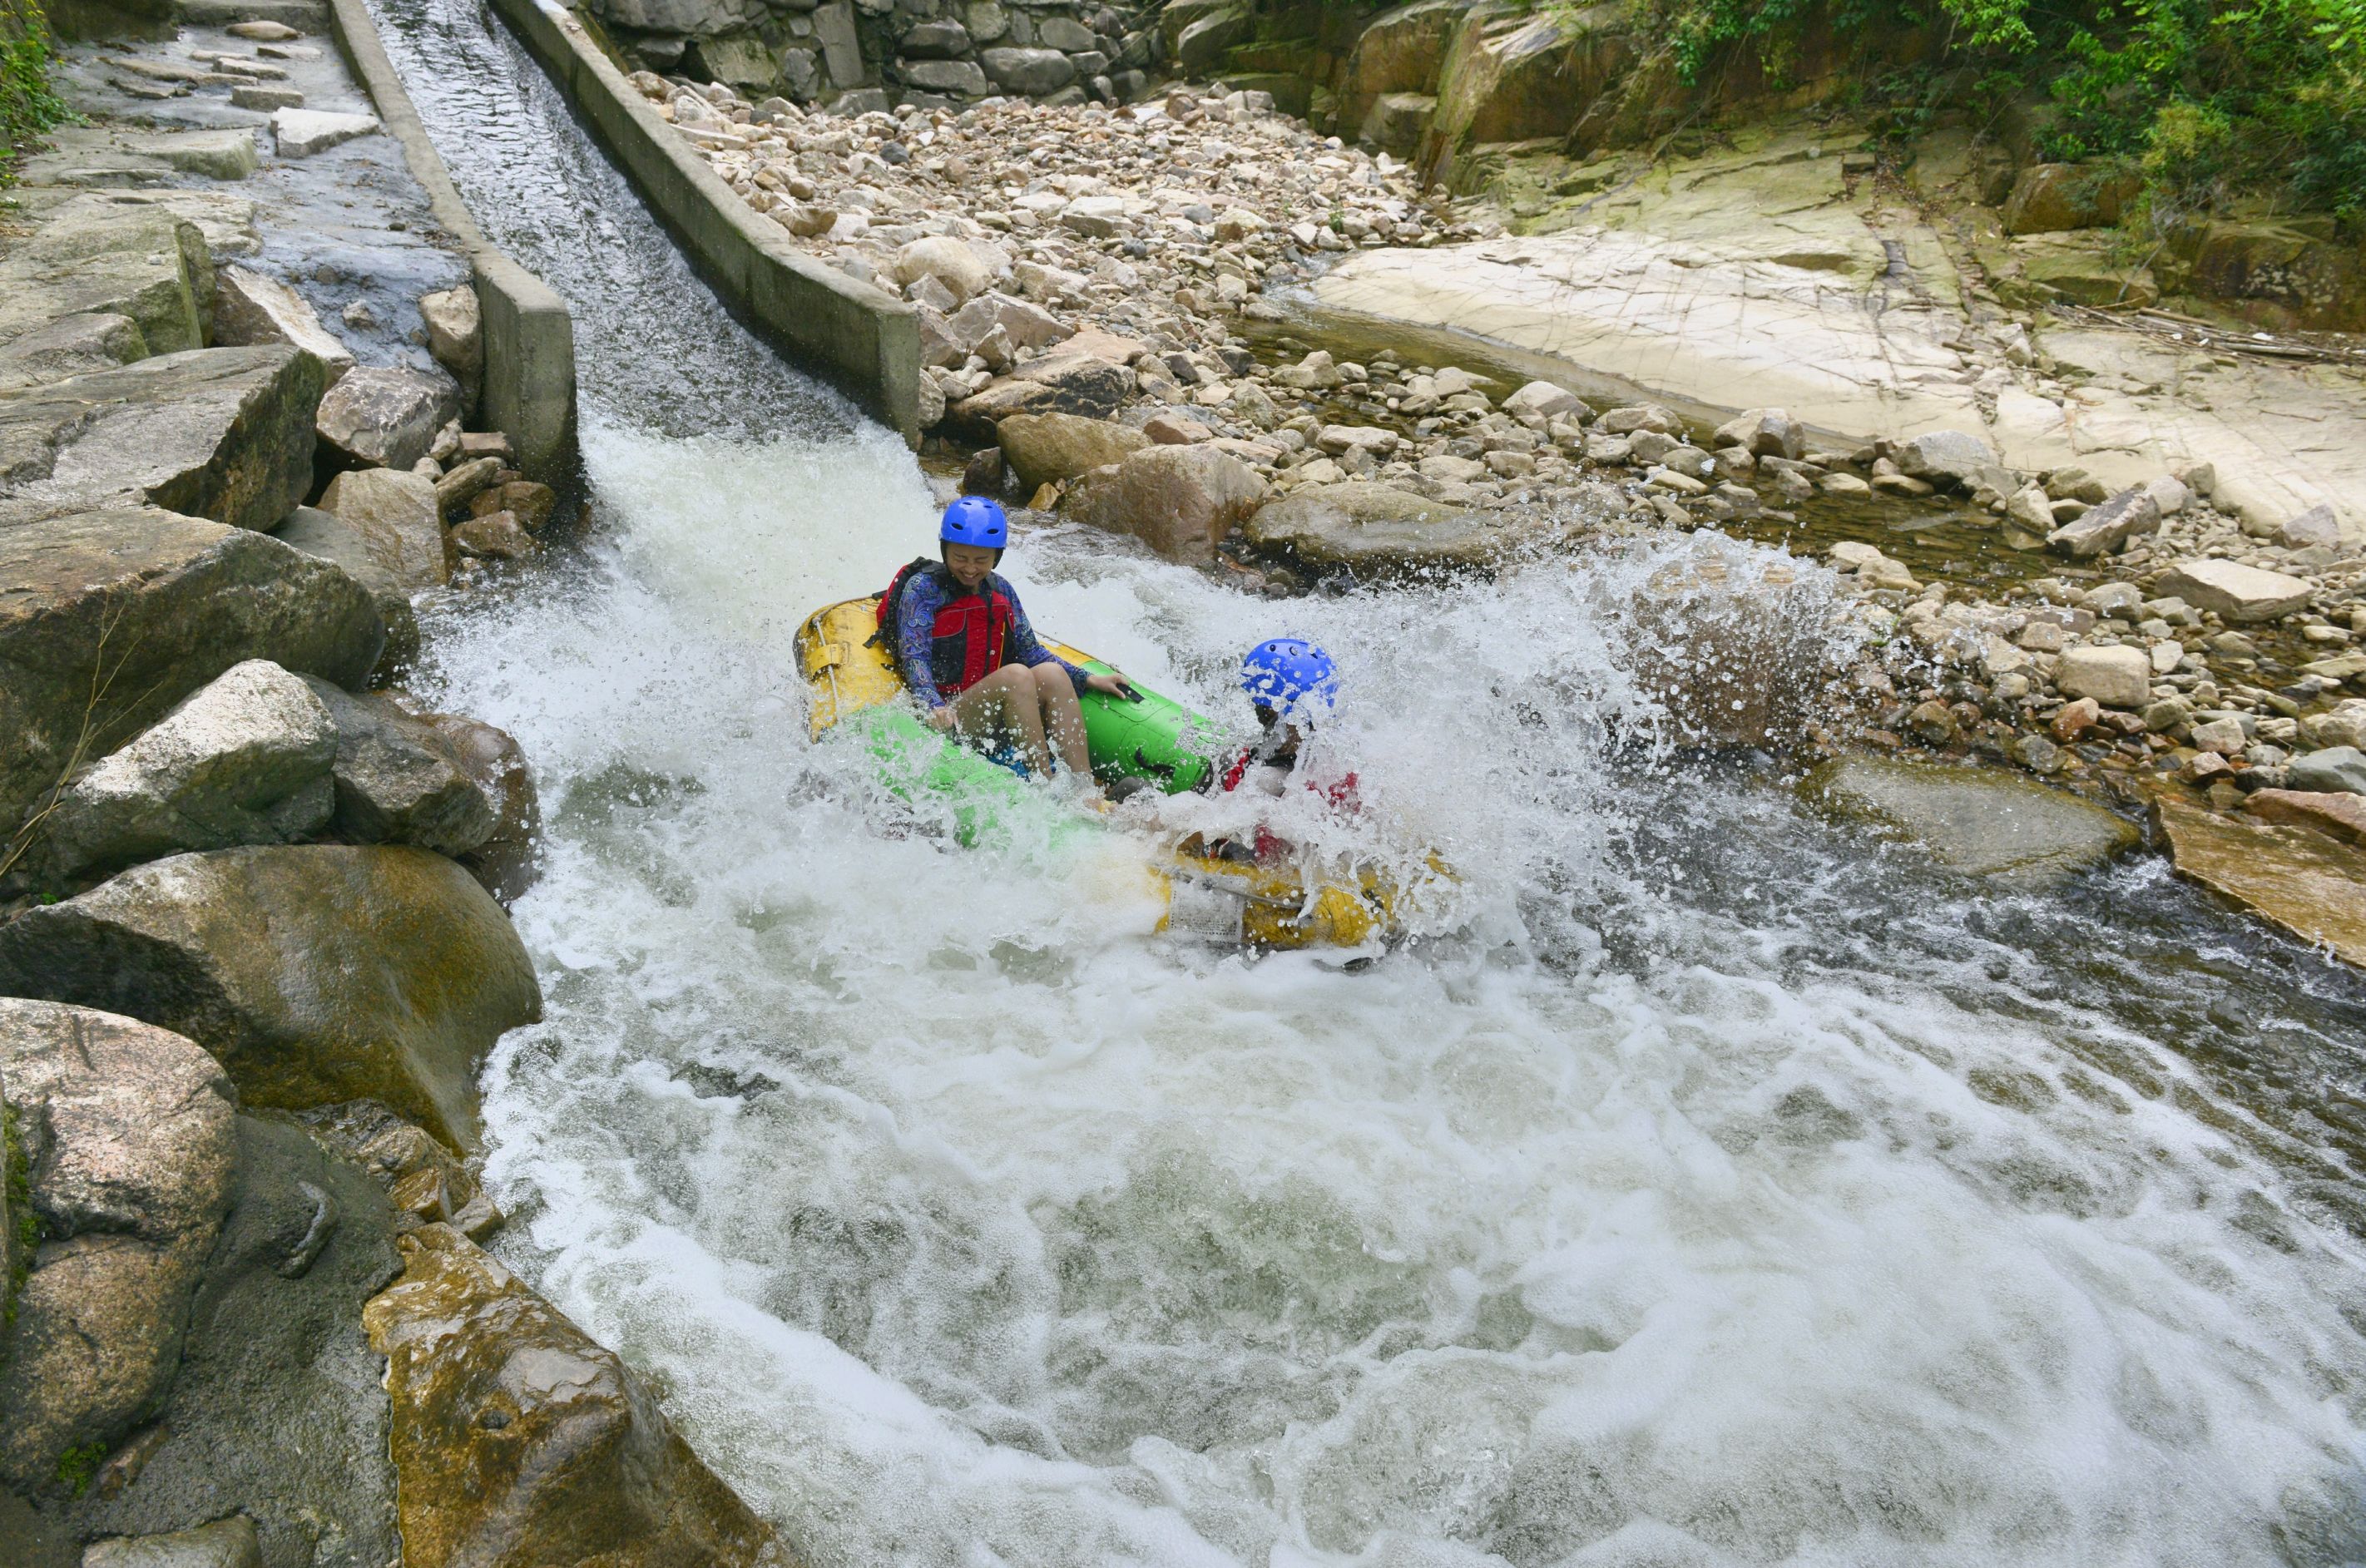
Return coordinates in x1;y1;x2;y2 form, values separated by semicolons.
1190;638;1359;862
874;497;1139;793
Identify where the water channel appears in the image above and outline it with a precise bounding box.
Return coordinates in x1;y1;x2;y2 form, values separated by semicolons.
361;2;2366;1560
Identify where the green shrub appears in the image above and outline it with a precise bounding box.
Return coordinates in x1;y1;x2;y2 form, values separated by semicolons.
1;0;71;185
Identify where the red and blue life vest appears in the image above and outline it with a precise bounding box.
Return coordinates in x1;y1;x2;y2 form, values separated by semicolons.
876;558;1012;700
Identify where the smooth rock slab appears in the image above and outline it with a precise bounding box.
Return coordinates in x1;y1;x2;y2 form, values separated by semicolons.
0;845;542;1150
1060;444;1266;564
1804;756;2140;889
2155;795;2366;967
363;1224;786;1568
2247;787;2366;843
37;658;336;886
0;207;210;377
1245;482;1544;578
0;999;238;1495
82;1516;262;1567
0;346;327;531
2152;558;2313;624
0;510;383;837
269;109;379;159
314;365;461;472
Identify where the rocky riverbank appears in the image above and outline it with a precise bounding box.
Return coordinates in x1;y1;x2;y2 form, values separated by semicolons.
0;8;790;1564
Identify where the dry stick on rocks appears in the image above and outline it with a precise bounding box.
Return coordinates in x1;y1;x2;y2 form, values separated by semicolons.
0;598;156;887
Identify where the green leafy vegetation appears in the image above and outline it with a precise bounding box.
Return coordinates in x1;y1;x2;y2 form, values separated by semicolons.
55;1440;106;1496
2;1099;33;1343
1653;0;2366;223
2;0;72;186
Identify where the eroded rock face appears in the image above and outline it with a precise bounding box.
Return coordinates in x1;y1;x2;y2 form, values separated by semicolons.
1061;443;1265;563
0;1000;237;1496
363;1224;787;1568
0;511;384;839
35;659;338;887
0;845;542;1149
0;347;327;530
300;679;499;858
1804;756;2141;889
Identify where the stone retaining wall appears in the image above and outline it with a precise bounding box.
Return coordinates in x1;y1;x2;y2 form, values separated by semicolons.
494;0;923;440
321;0;581;478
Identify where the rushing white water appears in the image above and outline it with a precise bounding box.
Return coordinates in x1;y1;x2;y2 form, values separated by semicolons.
367;4;2366;1561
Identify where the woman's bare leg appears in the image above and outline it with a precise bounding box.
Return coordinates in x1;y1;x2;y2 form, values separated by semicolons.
1029;663;1095;779
949;665;1053;775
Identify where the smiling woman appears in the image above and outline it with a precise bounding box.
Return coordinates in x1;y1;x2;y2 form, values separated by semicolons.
365;0;2366;1561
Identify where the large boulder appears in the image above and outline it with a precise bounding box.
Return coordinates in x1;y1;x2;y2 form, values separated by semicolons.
1062;444;1267;564
1804;756;2140;889
0;346;328;531
32;659;337;888
950;351;1136;429
0;845;542;1149
1170;6;1245;77
0;206;211;381
211;266;354;385
0;1000;238;1496
363;1224;786;1568
320;466;448;589
300;678;499;857
270;506;422;680
997;412;1148;491
1710;407;1804;459
2002;162;2141;235
1244;482;1541;578
2153;558;2312;623
1894;428;2005;493
2046;485;2160;558
2154;795;2366;966
422;713;541;904
314;365;463;473
893;236;991;306
1337;0;1463;132
0;511;384;838
982;45;1077;94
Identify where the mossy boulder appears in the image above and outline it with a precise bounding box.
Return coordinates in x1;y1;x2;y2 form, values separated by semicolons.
363;1224;789;1568
0;845;542;1150
1803;756;2140;889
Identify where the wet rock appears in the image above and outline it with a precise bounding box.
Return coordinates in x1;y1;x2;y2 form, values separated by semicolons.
1896;429;2003;492
268;507;420;681
2153;558;2313;624
0;207;210;378
0;1000;238;1496
299;678;499;856
0;511;383;836
959;444;1005;496
451;510;537;560
997;411;1147;491
419;285;483;399
35;659;337;887
471;480;557;532
433;455;502;517
1710;407;1804;459
2154;794;2366;966
2289;747;2366;796
0;845;542;1149
1062;444;1266;564
81;1516;262;1567
314;365;463;473
2053;645;2153;709
0;346;327;531
230;82;304;112
2045;485;2160;558
321;466;448;589
1596;404;1677;436
268;109;379;158
362;1224;785;1568
211;266;353;385
422;713;540;904
2246;787;2366;843
1245;482;1542;579
1804;756;2139;889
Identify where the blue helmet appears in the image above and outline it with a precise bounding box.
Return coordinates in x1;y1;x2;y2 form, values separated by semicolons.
941;496;1009;550
1241;638;1339;721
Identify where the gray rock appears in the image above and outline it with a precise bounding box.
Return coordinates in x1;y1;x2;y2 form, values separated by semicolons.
981;45;1074;93
314;364;461;472
2154;557;2313;623
1896;428;2002;491
944;289;1070;356
230;82;304;111
0;206;210;379
319;466;448;589
0;1000;238;1496
901;57;988;93
37;659;337;886
812;0;863;85
898;17;969;54
2279;503;2343;551
422;712;541;904
0;346;328;531
996;410;1147;490
17;126;257;185
0;844;542;1150
0;511;384;838
1035;13;1091;48
1061;443;1266;563
81;1517;262;1568
62;1115;403;1566
210;266;354;384
300;677;499;858
1804;756;2139;889
2045;485;2160;558
584;0;765;37
1172;2;1245;74
418;284;482;399
2053;644;2153;709
951;350;1134;427
1710;406;1804;459
268;108;379;158
1245;482;1548;580
2289;746;2366;796
269;506;421;680
0;312;149;393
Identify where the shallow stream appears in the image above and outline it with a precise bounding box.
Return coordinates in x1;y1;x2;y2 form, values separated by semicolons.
364;5;2366;1561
